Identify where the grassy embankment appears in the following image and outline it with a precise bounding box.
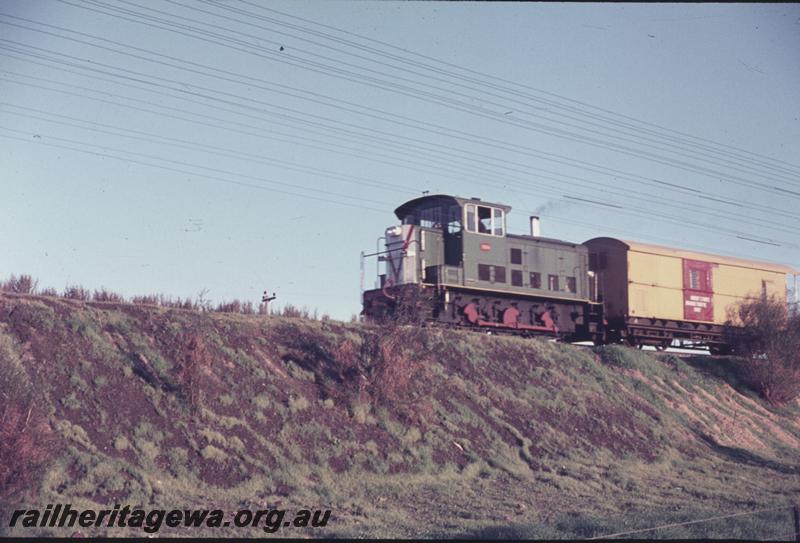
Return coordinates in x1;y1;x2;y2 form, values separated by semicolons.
1;292;799;538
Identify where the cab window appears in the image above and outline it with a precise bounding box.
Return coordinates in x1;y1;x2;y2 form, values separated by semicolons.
478;206;492;233
446;205;462;234
566;276;577;293
465;204;504;236
419;206;443;228
466;206;476;232
493;208;504;235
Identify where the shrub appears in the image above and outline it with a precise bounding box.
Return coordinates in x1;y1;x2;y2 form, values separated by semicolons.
92;288;125;303
132;294;159;305
158;295;196;310
277;304;312;319
215;300;242;313
63;285;91;300
0;274;38;294
381;285;436;326
175;333;207;407
366;328;431;423
724;295;800;405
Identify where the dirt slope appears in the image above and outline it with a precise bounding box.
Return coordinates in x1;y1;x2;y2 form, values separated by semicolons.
2;292;799;538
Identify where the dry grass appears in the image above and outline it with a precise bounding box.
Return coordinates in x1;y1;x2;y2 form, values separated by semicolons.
0;333;56;508
0;274;326;320
2;287;800;539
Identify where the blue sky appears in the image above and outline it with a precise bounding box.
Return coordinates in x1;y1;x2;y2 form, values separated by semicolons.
1;1;799;319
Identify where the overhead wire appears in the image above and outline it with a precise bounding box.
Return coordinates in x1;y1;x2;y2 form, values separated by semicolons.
0;103;422;197
0;103;418;197
3;11;796;221
3;2;797;311
1;31;798;225
187;0;800;186
3;99;794;250
0;125;390;210
0;65;570;196
102;0;800;189
3;66;798;243
2;52;799;253
32;2;800;199
242;0;800;178
3;5;796;255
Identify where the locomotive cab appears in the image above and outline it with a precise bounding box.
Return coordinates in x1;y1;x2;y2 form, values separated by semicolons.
381;195;470;287
380;195;511;288
361;194;602;342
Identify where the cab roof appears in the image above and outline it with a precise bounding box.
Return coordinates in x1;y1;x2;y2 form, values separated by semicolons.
393;194;511;220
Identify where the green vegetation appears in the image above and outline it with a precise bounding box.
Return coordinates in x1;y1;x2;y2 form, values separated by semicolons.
1;290;799;538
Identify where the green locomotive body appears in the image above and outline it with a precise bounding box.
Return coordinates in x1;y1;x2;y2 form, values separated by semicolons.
362;194;603;341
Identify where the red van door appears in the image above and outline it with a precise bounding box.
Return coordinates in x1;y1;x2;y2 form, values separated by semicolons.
683;259;714;321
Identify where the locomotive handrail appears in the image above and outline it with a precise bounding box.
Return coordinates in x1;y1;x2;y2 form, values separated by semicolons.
362;249;394;258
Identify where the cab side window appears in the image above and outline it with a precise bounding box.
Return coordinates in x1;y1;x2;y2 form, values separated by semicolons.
477;206;492;233
446;205;462;234
466;205;477;232
566;276;577;293
493;208;504;236
465;204;505;236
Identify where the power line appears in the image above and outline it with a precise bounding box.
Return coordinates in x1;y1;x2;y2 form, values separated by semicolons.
94;0;800;192
26;3;800;199
4;68;798;244
3;104;794;250
188;0;800;186
3;52;799;251
588;505;790;540
2;31;798;225
2;12;797;248
0;126;390;212
0;103;417;198
3;116;795;261
243;0;800;178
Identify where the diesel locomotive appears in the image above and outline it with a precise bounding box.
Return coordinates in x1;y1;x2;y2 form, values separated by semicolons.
361;194;797;351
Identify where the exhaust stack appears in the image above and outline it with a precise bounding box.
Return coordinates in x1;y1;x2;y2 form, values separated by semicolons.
530;216;541;237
